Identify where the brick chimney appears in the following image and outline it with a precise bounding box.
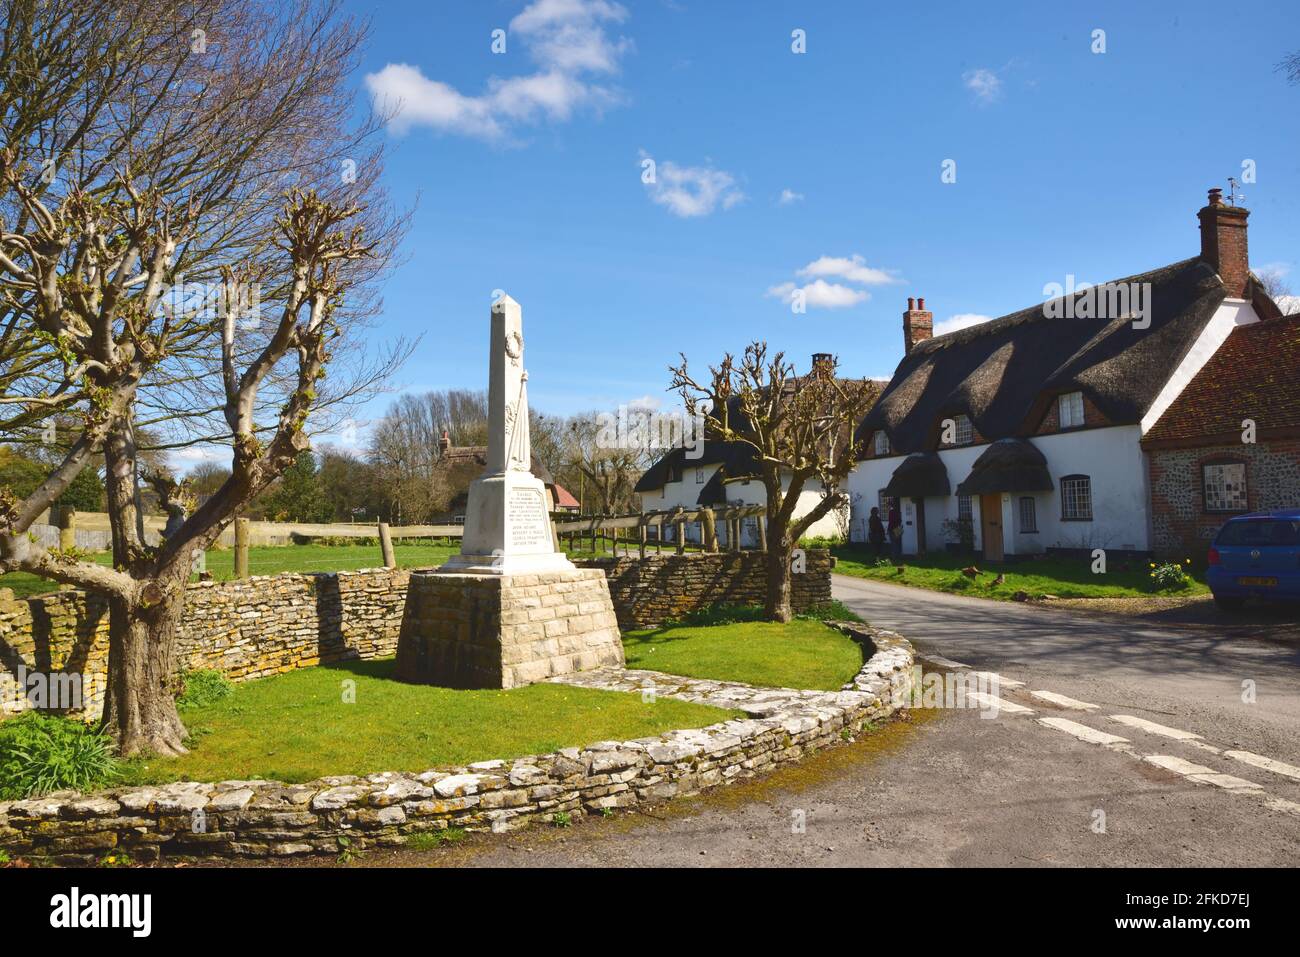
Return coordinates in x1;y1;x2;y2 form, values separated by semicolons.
1198;187;1250;299
903;296;933;354
439;428;451;457
811;352;834;377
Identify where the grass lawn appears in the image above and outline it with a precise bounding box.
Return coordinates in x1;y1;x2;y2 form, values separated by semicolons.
120;658;738;786
623;618;864;691
831;546;1210;601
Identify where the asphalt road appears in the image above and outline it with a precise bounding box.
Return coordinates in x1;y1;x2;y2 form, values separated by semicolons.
360;577;1300;868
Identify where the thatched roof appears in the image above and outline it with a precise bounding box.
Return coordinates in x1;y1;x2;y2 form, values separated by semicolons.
883;452;951;498
633;440;760;493
856;258;1227;453
955;439;1054;495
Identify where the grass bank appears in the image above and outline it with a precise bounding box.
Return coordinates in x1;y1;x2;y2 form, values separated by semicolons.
831;546;1209;600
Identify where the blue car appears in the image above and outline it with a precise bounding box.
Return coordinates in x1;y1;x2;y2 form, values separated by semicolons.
1206;508;1300;611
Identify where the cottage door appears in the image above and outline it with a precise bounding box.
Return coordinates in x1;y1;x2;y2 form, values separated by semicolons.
979;493;1004;562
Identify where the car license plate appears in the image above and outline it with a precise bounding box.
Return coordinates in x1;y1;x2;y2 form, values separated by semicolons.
1237;576;1277;587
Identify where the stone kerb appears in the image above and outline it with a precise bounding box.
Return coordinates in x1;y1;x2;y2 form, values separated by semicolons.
0;625;914;864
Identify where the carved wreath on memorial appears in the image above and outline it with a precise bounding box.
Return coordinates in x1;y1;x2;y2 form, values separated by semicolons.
505;331;523;365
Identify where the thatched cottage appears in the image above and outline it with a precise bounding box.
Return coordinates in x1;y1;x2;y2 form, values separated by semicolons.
849;189;1292;560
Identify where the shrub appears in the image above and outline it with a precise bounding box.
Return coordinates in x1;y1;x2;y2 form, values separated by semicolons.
1149;559;1193;591
797;600;862;623
798;535;846;549
176;670;234;710
667;603;766;626
0;713;119;799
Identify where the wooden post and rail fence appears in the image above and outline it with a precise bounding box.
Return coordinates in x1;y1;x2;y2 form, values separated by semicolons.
37;504;769;581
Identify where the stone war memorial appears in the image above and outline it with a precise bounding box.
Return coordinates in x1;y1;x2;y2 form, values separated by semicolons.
394;296;625;688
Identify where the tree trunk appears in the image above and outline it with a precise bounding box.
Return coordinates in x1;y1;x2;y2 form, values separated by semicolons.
102;589;189;757
764;538;793;623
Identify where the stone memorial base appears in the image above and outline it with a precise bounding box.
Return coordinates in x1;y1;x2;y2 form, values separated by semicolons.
393;568;625;689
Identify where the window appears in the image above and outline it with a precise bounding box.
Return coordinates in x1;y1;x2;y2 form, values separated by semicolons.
1203;462;1248;513
1060;475;1093;521
957;495;973;523
695;467;705;484
879;491;896;514
943;414;973;446
667;463;682;484
874;430;890;455
1217;519;1300;547
1058;391;1085;429
1018;496;1037;533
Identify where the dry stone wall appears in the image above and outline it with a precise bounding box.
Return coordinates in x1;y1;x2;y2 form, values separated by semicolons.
0;624;913;865
1;568;410;719
575;550;834;628
2;551;833;716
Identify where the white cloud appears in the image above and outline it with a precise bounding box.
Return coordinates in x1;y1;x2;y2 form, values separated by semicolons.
778;188;804;205
365;0;630;140
963;68;1002;103
934;313;993;336
797;254;901;286
766;253;901;311
642;155;745;217
766;279;869;309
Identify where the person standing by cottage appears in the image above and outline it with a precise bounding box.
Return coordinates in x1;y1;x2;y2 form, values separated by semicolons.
887;502;903;561
868;506;886;558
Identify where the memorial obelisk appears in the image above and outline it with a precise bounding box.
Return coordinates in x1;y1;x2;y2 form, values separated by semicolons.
394;296;625;688
440;295;575;575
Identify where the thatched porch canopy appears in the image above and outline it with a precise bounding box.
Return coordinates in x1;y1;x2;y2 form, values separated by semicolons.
883;452;951;498
955;439;1054;495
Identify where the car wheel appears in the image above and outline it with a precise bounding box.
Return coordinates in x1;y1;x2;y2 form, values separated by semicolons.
1214;595;1247;612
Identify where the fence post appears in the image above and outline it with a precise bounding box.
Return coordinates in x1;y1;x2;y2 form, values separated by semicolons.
57;507;76;552
702;508;718;552
729;515;741;553
638;521;647;559
675;515;685;554
757;514;767;552
234;517;250;579
378;521;396;568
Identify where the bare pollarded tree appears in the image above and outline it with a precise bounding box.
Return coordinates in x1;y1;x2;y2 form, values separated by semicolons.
671;345;878;622
0;0;409;754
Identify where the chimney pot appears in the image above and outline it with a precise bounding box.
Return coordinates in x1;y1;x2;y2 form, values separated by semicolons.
903;297;934;355
907;297;915;310
1198;188;1250;298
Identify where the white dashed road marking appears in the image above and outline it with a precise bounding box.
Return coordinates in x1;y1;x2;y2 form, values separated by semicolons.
969;672;1025;689
1142;755;1262;792
917;654;971;670
1223;750;1300;783
1108;715;1220;752
1029;690;1099;711
1037;717;1130;750
965;691;1034;715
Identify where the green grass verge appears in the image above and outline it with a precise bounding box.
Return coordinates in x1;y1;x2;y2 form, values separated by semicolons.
623;617;864;691
830;546;1210;600
119;658;737;786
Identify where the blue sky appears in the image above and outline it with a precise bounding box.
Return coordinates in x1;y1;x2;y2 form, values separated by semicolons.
332;0;1299;439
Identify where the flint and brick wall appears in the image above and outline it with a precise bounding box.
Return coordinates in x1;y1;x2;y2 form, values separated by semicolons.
1147;440;1300;557
575;550;834;628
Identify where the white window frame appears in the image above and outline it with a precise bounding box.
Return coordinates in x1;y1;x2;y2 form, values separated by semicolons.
1058;391;1085;429
1060;475;1093;521
944;415;973;446
1203;462;1248;513
874;430;890;456
1018;496;1037;533
695;467;705;484
957;495;973;523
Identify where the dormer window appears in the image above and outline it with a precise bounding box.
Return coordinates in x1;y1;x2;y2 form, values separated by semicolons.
943;414;973;447
695;467;705;484
874;431;890;456
1058;391;1085;429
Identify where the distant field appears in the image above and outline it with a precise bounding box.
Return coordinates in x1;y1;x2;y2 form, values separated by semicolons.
0;542;462;599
